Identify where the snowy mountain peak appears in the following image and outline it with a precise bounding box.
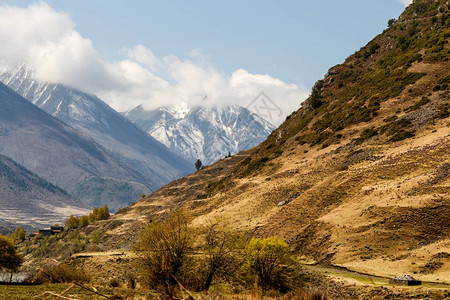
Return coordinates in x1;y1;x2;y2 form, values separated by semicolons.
124;104;275;165
0;65;193;209
162;101;191;119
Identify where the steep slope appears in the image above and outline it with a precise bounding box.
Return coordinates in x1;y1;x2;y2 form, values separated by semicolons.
83;0;450;283
123;103;275;164
0;68;194;189
0;153;90;229
0;82;149;211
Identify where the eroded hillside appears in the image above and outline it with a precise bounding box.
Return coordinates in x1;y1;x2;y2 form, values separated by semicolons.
88;0;449;283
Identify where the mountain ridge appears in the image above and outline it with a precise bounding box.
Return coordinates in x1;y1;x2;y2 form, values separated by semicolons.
0;67;194;190
0;152;90;230
0;82;151;211
123;103;275;164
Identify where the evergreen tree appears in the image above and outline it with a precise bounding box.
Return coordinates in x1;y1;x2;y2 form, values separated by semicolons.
195;159;203;171
12;227;26;241
79;215;89;227
65;214;80;229
97;205;110;220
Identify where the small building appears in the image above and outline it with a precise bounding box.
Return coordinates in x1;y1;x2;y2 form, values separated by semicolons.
50;226;64;234
29;226;65;239
28;231;39;240
389;275;421;286
38;229;52;237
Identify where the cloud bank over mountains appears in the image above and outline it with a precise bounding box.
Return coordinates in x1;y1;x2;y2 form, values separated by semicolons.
0;2;308;125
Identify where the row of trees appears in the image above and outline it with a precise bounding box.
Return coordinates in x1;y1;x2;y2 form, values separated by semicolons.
133;212;304;298
65;205;110;229
1;206;109;275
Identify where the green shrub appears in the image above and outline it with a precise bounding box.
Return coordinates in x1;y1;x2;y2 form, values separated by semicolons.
90;231;101;244
438;75;450;85
244;237;305;295
380;118;415;142
310;89;324;109
397;35;412;52
309;131;332;146
436;103;450;119
389;130;415;142
363;42;380;58
207;179;226;192
406;96;431;112
242;157;269;176
388;18;396;28
355;127;378;144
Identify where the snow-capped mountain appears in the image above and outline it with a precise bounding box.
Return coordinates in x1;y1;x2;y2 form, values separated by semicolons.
0;66;193;192
123;103;275;165
0;82;150;211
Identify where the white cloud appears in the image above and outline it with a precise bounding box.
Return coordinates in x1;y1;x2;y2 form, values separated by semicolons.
0;2;123;92
125;45;163;72
0;2;308;125
398;0;413;7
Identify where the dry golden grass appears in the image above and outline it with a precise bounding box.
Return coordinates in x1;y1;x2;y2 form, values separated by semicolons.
76;3;450;290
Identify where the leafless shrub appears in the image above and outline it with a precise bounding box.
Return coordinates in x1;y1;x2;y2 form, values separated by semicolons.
31;263;90;284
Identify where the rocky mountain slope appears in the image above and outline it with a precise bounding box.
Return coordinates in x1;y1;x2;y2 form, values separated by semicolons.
0;82;149;211
0;153;90;230
0;68;193;190
76;0;450;284
123;103;275;164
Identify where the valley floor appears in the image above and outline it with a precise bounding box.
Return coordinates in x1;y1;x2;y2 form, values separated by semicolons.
13;250;448;300
1;271;449;300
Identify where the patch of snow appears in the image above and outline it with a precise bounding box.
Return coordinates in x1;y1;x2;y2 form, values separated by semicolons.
165;101;191;119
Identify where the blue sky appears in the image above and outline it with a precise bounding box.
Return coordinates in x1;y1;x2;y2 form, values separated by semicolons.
0;1;411;124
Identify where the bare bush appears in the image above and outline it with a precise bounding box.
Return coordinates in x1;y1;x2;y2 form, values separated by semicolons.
31;263;90;283
133;211;192;297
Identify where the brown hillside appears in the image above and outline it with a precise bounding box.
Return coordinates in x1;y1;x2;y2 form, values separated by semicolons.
91;0;450;283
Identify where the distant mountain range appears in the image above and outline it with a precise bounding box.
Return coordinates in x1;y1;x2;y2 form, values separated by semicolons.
0;81;151;212
0;66;193;189
123;103;275;165
0;66;275;228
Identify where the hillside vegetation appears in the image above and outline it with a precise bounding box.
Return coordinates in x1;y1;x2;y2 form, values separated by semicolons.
63;0;450;294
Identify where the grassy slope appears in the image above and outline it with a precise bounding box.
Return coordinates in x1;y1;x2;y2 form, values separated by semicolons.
76;0;450;284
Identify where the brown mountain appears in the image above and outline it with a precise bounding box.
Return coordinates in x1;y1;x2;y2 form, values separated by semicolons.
89;0;449;283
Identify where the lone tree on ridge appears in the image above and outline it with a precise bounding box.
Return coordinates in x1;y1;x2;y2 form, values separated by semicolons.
195;159;203;171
